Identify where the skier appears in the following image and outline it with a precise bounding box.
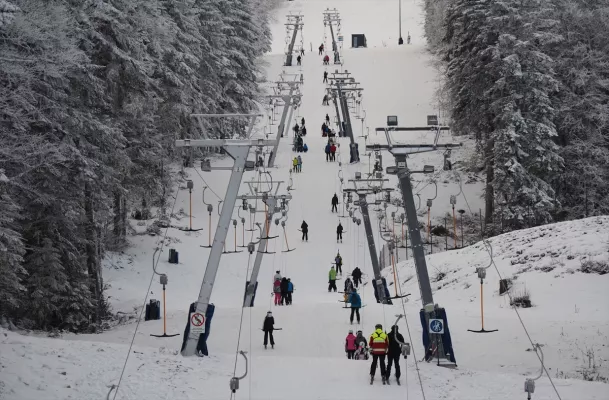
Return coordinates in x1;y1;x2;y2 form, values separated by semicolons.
297;155;302;173
303;143;308;153
407;33;411;44
326;114;330;123
369;324;389;384
318;43;324;55
321;122;328;136
292;157;298;173
273;278;282;306
354;330;369;360
287;278;294;305
323;71;328;83
301;117;305;126
296;55;301;65
325;143;332;162
300;47;305;56
344;276;354;294
328;265;337;292
334;251;343;274
293;123;299;136
300;220;308;241
331;193;339;212
323;54;330;65
322;94;329;105
348;290;362;325
263;311;275;349
274;270;282;282
280;277;289;305
330;143;337;161
386;325;405;385
301;126;307;137
336;222;344;243
352;267;363;288
345;329;357;359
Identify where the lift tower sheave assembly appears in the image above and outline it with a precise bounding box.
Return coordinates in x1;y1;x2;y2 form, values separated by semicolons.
370;116;460;366
177;114;276;357
284;14;303;67
328;71;362;163
323;9;341;64
267;75;302;168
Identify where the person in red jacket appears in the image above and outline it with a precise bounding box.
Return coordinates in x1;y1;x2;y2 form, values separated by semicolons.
330;143;337;161
345;329;357;359
369;324;389;384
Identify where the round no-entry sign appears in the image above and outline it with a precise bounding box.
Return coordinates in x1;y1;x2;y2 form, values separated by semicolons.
191;312;205;327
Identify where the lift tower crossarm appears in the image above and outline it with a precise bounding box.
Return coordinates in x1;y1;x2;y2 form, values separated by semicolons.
284;15;303;66
179;115;274;357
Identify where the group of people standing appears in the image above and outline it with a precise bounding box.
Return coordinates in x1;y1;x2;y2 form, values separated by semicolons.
273;271;294;306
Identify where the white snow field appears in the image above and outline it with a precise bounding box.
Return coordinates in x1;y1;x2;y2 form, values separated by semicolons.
2;0;609;399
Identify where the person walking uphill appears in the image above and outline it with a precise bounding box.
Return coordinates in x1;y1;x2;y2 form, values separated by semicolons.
386;325;405;385
345;330;357;359
300;220;308;241
336;222;344;243
369;324;389;384
263;311;275;349
331;193;339;212
328;265;337;292
352;266;363;288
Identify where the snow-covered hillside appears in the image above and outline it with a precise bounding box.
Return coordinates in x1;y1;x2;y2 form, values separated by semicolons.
2;0;608;399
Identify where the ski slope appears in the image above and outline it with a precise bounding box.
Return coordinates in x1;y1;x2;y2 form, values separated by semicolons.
2;0;608;399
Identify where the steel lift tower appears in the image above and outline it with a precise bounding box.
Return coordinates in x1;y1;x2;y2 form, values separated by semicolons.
323;8;341;64
177;114;277;357
267;75;302;167
327;70;362;163
369;115;460;366
284;14;303;67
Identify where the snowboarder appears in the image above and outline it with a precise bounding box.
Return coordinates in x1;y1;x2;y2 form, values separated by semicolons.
287;278;294;305
318;43;324;55
328;266;337;292
263;311;275;349
336;222;344;243
344;276;354;294
354;330;369;360
352;267;363;288
273;278;282;306
280;277;289;305
386;325;405;385
323;71;328;83
297;155;302;172
369;324;389;384
331;193;339;212
325;143;332;162
326;114;330;123
345;329;357;359
334;251;343;274
292;157;298;173
322;94;329;105
296;55;301;65
330;143;337;161
348;290;362;325
300;220;308;241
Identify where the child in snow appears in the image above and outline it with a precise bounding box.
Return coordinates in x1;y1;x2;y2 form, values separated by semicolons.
297;155;302;172
263;311;275;349
328;266;337;292
354;330;369;360
273;278;282;305
287;278;294;305
335;251;343;274
345;330;357;359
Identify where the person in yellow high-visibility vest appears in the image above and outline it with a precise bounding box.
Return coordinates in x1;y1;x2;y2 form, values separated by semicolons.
369;324;389;384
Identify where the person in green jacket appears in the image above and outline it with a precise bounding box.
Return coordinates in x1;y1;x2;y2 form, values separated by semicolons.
328;265;337;292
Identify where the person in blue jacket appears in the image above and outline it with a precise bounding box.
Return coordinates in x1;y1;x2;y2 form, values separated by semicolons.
348;290;362;324
286;278;294;305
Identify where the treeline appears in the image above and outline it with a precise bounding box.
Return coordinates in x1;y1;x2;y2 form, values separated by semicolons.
0;0;274;331
423;0;609;232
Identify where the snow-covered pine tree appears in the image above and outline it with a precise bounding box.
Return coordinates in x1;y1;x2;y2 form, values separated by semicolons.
484;0;563;229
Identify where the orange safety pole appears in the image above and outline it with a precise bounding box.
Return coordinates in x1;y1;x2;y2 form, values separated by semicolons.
189;190;192;230
453;206;457;249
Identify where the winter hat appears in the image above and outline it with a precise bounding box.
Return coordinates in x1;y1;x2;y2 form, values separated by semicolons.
375;323;383;329
267;311;272;315
391;325;399;332
276;271;280;274
348;329;353;334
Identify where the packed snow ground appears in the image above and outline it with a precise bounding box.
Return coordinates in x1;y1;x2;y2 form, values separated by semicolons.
2;0;609;399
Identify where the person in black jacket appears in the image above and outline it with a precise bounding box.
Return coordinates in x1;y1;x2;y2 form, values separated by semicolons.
352;267;363;287
301;220;308;241
263;311;275;349
331;193;339;212
323;70;328;83
280;277;289;305
336;222;344;243
386;325;405;384
301;117;305;126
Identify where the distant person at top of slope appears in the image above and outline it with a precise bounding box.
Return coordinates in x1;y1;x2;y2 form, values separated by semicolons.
336;222;344;243
322;94;329;106
331;193;339;212
323;71;328;83
328;265;337;292
352;267;363;288
301;117;305;126
345;329;357;359
263;311;275;349
326;113;330;123
319;43;324;55
293;123;299;135
297;55;301;65
300;220;308;241
300;47;305;56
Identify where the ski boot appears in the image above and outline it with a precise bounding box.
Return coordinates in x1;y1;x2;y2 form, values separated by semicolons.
370;375;374;385
271;345;274;349
264;345;267;349
382;377;387;385
396;378;401;386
